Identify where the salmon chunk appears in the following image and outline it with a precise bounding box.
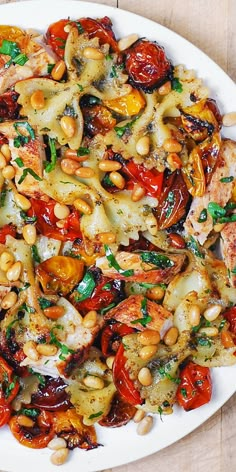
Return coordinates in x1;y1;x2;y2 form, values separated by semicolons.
221;222;236;287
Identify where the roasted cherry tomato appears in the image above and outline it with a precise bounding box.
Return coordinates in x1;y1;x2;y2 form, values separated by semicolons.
46;19;70;58
36;256;84;296
224;307;236;335
198;133;221;186
180;98;222;142
0;355;20;404
82;105;116;137
123;160;164;198
101;322;135;357
31;377;71;411
28;199;82;241
125;39;172;92
0;399;11;427
156;170;189;229
176;362;212;411
0;91;19;120
99;392;136;427
113;344;142;406
9;407;55;449
0;224;17;244
79;16;118;52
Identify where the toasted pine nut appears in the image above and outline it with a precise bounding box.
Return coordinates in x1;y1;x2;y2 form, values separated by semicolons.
23;340;39;361
56;220;66;229
138;367;153;386
43;306;65;320
0;251;14;272
199;326;219;337
83;310;97;328
98;160;122;172
146;286;165;301
203;304;222;322
145;214;158;236
139;345;158;360
83;47;104;60
54;203;70;220
213;223;226;232
48;437;67;450
163;327;179;346
109;171;125;190
118;33;139;51
64;23;72;33
167;153;182;170
158;81;172;95
75;167;95;178
50;448;69;466
36;344;58;356
138;329;160;346
98;232;116;244
136;415;153;435
2;165;15;180
0;152;7;169
136;136;150;156
162;406;173;415
1;144;11;161
17;415;35;428
74;198;92;215
6;261;22;282
222;112;236;127
65;148;88;162
1;291;18;310
189;305;201;327
30;90;45;110
51;60;66;81
14;193;31;211
61;158;80;175
168;232;185;249
106;355;115;370
22;224;37;245
83;375;104;389
131;183;145;202
221;331;235;348
60;116;76;138
133;409;146;423
163;138;182;153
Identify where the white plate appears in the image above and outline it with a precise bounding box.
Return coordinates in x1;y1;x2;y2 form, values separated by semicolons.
0;1;236;471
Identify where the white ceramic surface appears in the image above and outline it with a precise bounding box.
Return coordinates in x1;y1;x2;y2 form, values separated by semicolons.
0;2;236;471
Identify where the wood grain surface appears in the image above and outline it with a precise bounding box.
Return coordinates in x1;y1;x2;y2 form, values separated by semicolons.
0;1;235;472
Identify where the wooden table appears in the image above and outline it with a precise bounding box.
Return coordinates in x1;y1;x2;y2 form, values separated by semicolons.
0;1;235;471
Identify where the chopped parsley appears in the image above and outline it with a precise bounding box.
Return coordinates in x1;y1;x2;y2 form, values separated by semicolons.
207;202;226;221
75;271;95;302
88;411;103;419
140;252;174;269
100;303;116;315
6;319;18;339
76;21;84;34
218;318;227;332
0;187;7;207
110;65;118;78
28;368;45;386
18;168;42;184
77;146;90;156
13;121;35;148
165;191;175;219
31;245;41;263
77;83;84;92
104;244;134;277
49;325;75;361
131;297;152;327
114;117;138;138
0;39;28;68
18;407;40;418
14;157;24;168
186;236;205;259
180;388;187;398
171;77;183;93
44;137;57;173
47;63;55;74
18;282;31;292
20;210;37;224
197;336;212;347
220;176;234;183
198;208;207;223
38;297;53;310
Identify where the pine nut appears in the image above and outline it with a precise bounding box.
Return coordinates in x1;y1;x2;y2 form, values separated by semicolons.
1;291;18;310
17;415;35;428
131;183;145;202
138;329;160;346
64;148;88;162
23;340;39;361
83;47;104;60
118;33;139;51
14;193;31;211
1;144;11;161
146;286;165;301
0;152;7;169
136;415;153;435
163;327;179;346
167;153;182;170
54;203;70;220
189;305;201;327
222;112;236;127
50;448;69;466
83;310;97;328
109;171;125;190
168;232;185;249
133;409;146;423
75;167;95;178
43;306;65;320
51;60;66;81
6;261;22;282
83;375;105;389
0;251;14;272
74;198;92;215
145;214;158;235
64;24;72;33
163;138;182;153
213;223;226;232
138;367;153;386
139;345;158;360
136;136;150;156
36;344;58;356
2;165;15;180
98;232;116;244
98;160;122;172
56;220;66;229
199;326;219;337
106;355;115;370
60;116;76;138
203;304;222;322
48;437;67;450
61;158;80;175
30;90;45;110
22;224;37;245
158;81;171;95
221;331;235;348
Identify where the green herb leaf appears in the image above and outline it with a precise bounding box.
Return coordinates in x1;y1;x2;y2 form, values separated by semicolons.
114;117;137;138
49;326;75;360
131;297;152;327
0;39;20;58
13;53;28;66
77;146;90;156
28;368;46;386
100;302;116;315
75;271;95;302
88;411;103;419
13;121;35;143
231;267;236;274
110;65;118;78
20;210;37;224
0;187;7;207
218;318;227;332
18;407;40;418
39;297;53;310
44;138;57;173
165;191;175;218
105;54;112;61
5;377;18;398
104;245;134;277
19;303;35;313
140;252;174;269
18;282;31;292
31;245;41;263
6;319;18;339
77;83;84;92
102;174;116;187
180;388;187;398
102;283;112;291
220;176;234;183
14;157;24;168
207;202;226;221
186;236;205;259
18;168;42;184
171;77;183;93
198;208;207;223
47;63;55;74
197;336;212;347
139;282;167;290
76;21;84;34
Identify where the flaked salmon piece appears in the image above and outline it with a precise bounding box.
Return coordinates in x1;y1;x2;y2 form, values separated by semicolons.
105;294;173;337
96;251;185;284
221;222;236;287
184;139;236;245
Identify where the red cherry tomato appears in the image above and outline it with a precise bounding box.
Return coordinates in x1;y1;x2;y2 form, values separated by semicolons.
0;399;11;427
113;344;142;406
9;408;55;449
224;307;236;340
0;91;19;120
0;355;20;404
46;19;69;58
123;160;164;198
79;16;118;52
156;170;190;229
125;39;172;91
101;322;135;357
73;277;119;315
0;224;17;243
31;377;71;411
176;362;212;411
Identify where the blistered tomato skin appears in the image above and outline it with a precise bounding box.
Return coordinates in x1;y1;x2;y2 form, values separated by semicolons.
125;39;173;92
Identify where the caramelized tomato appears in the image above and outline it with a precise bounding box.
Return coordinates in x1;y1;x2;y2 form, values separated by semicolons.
9;408;55;449
176;362;212;411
